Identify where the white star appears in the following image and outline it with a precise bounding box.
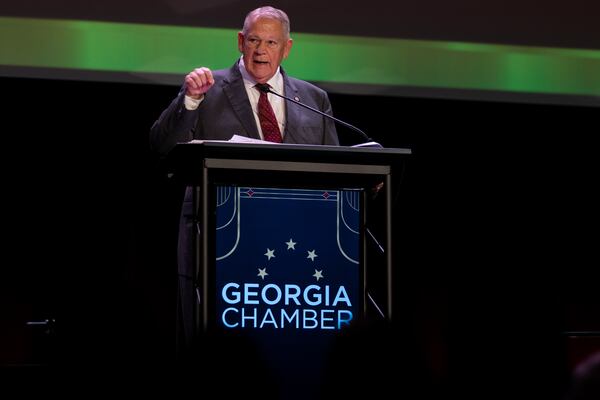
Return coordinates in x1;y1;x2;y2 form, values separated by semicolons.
264;248;275;260
285;238;297;250
307;250;318;261
313;269;324;281
257;268;268;280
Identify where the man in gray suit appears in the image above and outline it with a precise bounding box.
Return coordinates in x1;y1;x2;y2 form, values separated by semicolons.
150;6;339;154
149;6;339;355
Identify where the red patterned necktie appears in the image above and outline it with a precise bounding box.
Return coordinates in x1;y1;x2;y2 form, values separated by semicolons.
256;84;282;143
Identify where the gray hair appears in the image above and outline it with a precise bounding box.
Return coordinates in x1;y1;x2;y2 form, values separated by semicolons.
242;6;291;39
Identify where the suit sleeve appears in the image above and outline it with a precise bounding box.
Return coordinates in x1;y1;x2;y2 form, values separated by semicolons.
149;86;201;156
320;92;340;146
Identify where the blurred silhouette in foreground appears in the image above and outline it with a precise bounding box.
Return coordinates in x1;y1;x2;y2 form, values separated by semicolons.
318;319;441;399
564;351;600;400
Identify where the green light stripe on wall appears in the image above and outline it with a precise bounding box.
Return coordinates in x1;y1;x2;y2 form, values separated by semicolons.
1;17;599;97
0;17;239;74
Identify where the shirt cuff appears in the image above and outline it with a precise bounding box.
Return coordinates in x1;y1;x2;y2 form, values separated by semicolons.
184;94;204;110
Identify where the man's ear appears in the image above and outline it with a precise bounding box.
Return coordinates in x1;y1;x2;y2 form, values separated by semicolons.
283;38;293;59
238;31;245;53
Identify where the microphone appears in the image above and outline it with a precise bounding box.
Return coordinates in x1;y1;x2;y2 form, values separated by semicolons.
255;83;376;145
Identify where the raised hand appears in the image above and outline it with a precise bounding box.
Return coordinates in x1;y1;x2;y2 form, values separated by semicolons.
185;67;215;99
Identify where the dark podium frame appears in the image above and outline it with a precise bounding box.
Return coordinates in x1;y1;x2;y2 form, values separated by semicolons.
167;141;411;334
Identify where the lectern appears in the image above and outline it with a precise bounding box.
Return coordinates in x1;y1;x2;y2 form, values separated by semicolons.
168;140;410;328
167;141;410;396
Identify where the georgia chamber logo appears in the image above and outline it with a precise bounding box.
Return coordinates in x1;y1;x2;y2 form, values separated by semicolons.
218;238;355;330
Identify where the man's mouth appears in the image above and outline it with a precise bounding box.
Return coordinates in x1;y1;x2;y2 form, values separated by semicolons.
254;60;269;65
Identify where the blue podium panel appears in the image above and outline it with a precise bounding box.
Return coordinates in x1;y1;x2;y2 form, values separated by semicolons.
215;186;362;330
214;186;363;398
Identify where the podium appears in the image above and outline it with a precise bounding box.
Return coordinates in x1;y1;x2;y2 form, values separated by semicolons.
167;140;411;334
167;141;411;397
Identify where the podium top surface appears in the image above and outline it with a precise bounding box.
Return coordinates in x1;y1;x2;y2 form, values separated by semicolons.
167;141;411;169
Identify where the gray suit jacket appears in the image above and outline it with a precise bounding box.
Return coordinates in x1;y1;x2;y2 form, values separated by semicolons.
150;62;339;155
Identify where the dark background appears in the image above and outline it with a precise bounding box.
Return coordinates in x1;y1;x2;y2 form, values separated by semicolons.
1;75;598;397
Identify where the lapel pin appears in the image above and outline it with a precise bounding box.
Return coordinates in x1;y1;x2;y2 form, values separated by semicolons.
294;96;300;102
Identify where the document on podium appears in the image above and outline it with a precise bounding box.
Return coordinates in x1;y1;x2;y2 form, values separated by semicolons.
189;134;383;148
227;134;270;144
189;134;270;145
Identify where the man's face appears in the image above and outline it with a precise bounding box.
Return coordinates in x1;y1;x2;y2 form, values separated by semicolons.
238;17;293;83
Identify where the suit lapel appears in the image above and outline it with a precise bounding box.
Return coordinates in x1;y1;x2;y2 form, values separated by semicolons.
282;72;303;144
222;64;261;140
